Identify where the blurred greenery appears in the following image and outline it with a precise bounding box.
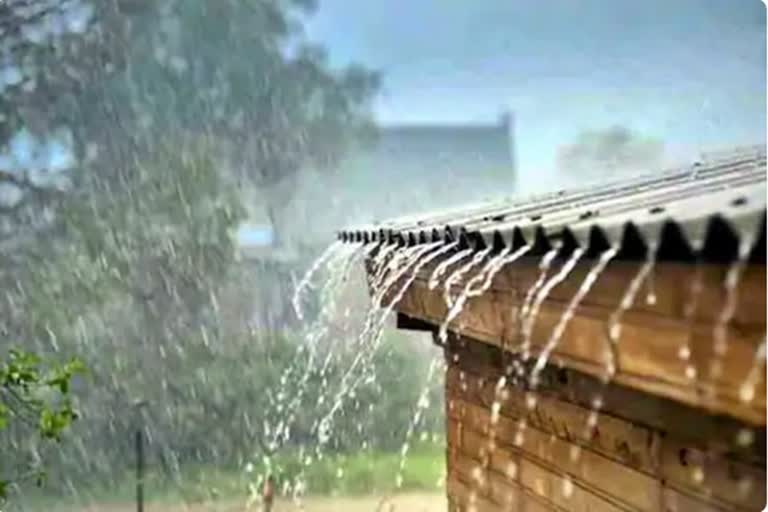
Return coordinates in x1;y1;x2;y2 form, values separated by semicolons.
0;349;85;502
20;442;444;510
0;1;446;508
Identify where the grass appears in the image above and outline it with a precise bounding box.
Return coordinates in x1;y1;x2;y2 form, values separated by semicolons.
13;442;446;511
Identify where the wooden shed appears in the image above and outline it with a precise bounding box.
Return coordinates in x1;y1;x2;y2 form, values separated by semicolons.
338;147;767;511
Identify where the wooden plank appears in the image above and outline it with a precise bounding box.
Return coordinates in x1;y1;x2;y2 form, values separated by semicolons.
477;411;660;511
448;471;563;512
400;276;766;424
518;457;628;512
447;359;765;468
661;487;731;512
447;476;504;512
444;340;767;511
456;393;660;476
659;438;766;511
414;259;766;328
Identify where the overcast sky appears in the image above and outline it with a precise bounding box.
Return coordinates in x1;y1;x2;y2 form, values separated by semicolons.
305;0;765;191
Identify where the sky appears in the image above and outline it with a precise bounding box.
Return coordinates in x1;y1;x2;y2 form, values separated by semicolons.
304;0;766;192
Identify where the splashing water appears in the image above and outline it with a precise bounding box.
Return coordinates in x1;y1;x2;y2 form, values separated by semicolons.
292;240;343;321
529;247;617;389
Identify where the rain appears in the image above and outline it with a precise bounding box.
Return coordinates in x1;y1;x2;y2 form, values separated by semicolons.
0;1;766;512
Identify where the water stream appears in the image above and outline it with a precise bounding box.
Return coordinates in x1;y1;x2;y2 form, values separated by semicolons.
709;238;753;388
394;355;443;489
442;246;493;310
529;247;618;389
520;247;583;361
739;335;766;404
292;240;343;321
428;248;474;290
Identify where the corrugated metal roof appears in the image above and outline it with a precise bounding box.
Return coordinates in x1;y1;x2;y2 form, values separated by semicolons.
337;145;767;263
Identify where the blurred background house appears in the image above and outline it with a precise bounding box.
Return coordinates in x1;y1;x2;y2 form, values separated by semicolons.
233;112;517;331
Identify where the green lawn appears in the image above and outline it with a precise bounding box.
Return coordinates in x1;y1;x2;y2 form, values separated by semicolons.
13;443;446;512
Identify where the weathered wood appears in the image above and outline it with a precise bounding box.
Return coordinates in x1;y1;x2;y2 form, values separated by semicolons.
394;264;766;424
414;258;766;328
381;248;767;510
442;337;766;512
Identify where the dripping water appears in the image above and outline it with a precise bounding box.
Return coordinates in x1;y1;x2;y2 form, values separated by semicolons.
394;355;443;489
709;238;753;386
529;247;618;389
739;336;766;404
578;242;658;451
442;246;493;309
428;247;474;290
292;240;343;321
678;262;705;383
439;244;532;345
309;242;454;465
520;246;581;361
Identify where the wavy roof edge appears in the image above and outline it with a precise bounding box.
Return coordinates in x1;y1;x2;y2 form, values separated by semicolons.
337;145;767;264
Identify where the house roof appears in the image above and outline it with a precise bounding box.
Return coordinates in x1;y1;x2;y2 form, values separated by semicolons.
337;145;767;264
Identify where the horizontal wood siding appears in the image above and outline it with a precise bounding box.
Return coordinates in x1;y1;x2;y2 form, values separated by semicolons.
443;336;766;512
386;258;766;424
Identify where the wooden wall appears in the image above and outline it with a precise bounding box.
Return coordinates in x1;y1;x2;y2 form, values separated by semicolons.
443;334;766;512
389;258;766;425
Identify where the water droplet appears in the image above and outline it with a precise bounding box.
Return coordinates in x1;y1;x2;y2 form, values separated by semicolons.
569;445;582;462
736;428;754;447
738;477;753;496
491;402;501;423
506;461;518;478
562;476;574;498
691;466;705;484
739;384;755;403
678;346;691;360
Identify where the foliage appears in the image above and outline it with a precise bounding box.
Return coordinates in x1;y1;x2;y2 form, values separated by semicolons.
557;125;664;176
0;349;85;502
0;1;415;505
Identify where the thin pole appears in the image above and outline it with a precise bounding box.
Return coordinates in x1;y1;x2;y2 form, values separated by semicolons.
136;428;144;512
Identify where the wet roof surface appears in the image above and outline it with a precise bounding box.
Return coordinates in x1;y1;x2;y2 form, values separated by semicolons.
338;145;767;263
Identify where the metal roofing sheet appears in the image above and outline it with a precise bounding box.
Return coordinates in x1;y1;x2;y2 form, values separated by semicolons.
337;145;767;263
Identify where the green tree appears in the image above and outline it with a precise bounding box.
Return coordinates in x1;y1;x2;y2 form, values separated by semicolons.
0;348;84;501
0;0;381;499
